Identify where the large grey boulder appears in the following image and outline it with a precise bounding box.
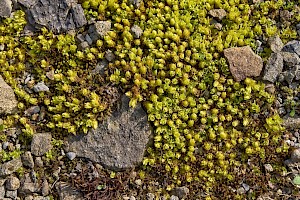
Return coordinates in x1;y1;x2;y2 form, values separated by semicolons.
262;53;284;83
66;95;152;171
0;75;18;114
0;0;12;18
25;0;86;33
224;46;263;82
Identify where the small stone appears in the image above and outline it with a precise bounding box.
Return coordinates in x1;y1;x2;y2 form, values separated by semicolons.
88;21;111;42
91;59;108;75
0;75;18;114
71;4;87;27
291;148;300;162
294;132;299;138
282;40;300;56
105;50;115;62
0;158;22;176
171;186;189;199
214;23;222;30
242;183;250;192
268;35;283;53
135;179;142;186
46;70;54;80
265;84;276;94
264;164;274;172
79;41;89;50
146;193;155;200
33;82;49;93
5;190;17;199
283;118;300;129
129;0;142;8
66;152;76;161
5;176;20;190
76;33;85;43
41;179;49;196
131;25;143;39
263;53;284;83
281;52;300;66
24;106;40;116
280;10;293;22
35;157;43;167
208;9;227;20
31;133;52;156
85;34;93;45
2;142;9;150
237;187;246;194
0;0;12;18
24;195;34;200
169;195;179;200
129;196;136;200
224;46;263;82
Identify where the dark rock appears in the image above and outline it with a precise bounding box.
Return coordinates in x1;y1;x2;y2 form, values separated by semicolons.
224;46;263;82
171;186;189;199
0;186;4;199
208;9;227;20
21;151;34;168
281;52;300;66
31;133;52;156
0;0;12;18
33;82;49;93
0;158;22;176
71;4;87;28
282;40;300;56
91;59;108;75
0;75;18;114
262;53;284;83
283;71;295;85
5;176;20;190
105;50;115;62
268;35;283;53
18;0;37;8
55;181;83;200
66;95;152;171
131;25;143;39
88;21;111;42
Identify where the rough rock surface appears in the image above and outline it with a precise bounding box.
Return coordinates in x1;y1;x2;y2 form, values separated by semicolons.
91;59;109;75
268;35;283;53
88;21;111;42
262;53;284;83
24;0;87;33
208;9;227;20
55;182;83;200
282;117;300;129
21;151;35;168
0;0;12;18
131;25;143;39
282;40;300;56
281;52;300;66
5;176;20;190
171;187;189;199
0;75;18;114
0;158;22;176
224;46;263;82
67;95;152;170
31;133;52;156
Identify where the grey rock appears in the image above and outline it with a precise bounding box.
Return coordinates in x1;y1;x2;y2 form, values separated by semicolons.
31;133;52;156
79;41;89;50
129;0;142;8
208;9;227;20
282;40;300;56
24;106;40;116
18;0;37;8
135;179;142;186
283;118;300;129
88;21;111;42
55;181;83;200
66;95;152;171
237;187;246;194
26;0;86;33
131;25;143;39
2;142;9;150
0;75;18;114
75;34;85;43
224;46;263;82
34;157;43;167
281;52;300;66
214;22;222;30
262;53;284;83
242;183;250;192
21;151;34;168
265;84;276;94
66;152;76;161
268;35;283;53
18;173;37;195
283;71;295;85
129;196;136;200
91;59;108;75
292;65;300;81
85;34;93;45
0;158;22;176
171;186;189;199
5;190;17;199
0;186;5;199
24;195;34;200
291;148;300;162
264;164;273;172
33;82;49;93
280;10;293;22
5;176;20;190
0;0;12;18
146;193;155;200
41;179;49;196
105;50;115;62
169;195;179;200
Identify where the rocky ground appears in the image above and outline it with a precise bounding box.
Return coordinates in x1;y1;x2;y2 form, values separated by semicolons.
0;0;300;200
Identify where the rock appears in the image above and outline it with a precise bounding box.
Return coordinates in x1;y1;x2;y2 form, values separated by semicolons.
135;179;142;186
5;190;17;199
18;173;37;195
281;52;300;66
290;148;300;162
41;179;49;196
79;41;89;50
31;133;52;156
91;59;108;75
0;75;18;114
208;9;227;20
131;25;143;39
129;0;142;8
256;40;263;52
33;82;49;93
33;196;50;200
262;53;284;83
242;183;250;192
129;196;136;200
282;40;300;56
146;193;155;200
282;118;300;129
169;195;179;200
0;186;5;199
34;157;43;167
5;176;20;190
291;65;300;81
171;186;189;199
280;10;293;22
26;0;87;33
75;33;85;43
105;50;115;62
283;71;295;85
65;152;76;161
18;0;37;8
88;21;111;42
214;22;222;30
55;181;83;200
85;34;93;45
2;142;9;150
0;158;22;176
264;164;274;172
237;187;246;194
268;35;283;53
224;46;263;82
0;0;12;18
66;95;152;171
265;84;276;94
24;106;40;116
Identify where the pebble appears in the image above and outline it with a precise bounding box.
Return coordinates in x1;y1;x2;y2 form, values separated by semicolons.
35;157;43;167
22;151;34;169
242;183;250;192
41;179;50;196
291;148;300;162
146;193;155;200
6;190;18;199
171;186;189;199
5;176;20;191
2;142;9;150
264;164;273;172
33;82;49;93
170;195;179;200
134;179;142;186
66;152;76;160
